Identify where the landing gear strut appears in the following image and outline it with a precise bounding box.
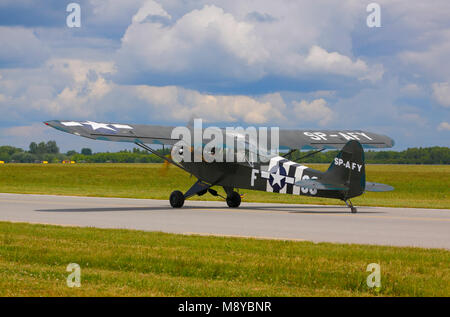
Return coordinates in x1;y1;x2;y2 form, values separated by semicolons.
344;199;357;213
169;181;242;209
170;179;213;208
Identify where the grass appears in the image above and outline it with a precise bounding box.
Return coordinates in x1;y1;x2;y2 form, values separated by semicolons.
0;163;449;209
0;221;448;296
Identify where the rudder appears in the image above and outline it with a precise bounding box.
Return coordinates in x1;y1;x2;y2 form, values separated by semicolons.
325;140;366;198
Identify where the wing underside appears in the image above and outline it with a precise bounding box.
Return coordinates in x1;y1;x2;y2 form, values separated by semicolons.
278;130;394;150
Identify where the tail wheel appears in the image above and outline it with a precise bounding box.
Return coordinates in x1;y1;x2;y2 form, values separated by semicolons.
226;191;241;208
170;190;185;208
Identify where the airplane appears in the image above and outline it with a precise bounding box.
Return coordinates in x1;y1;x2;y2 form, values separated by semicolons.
44;120;394;213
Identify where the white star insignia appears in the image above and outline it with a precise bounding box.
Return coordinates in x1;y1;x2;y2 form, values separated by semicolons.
271;168;285;187
82;121;116;131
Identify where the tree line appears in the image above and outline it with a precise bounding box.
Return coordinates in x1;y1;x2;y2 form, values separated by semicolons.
0;141;167;163
0;141;449;164
291;146;450;164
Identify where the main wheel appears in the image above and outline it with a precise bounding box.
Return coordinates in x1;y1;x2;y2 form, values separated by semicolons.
351;206;357;213
226;191;241;208
170;190;185;208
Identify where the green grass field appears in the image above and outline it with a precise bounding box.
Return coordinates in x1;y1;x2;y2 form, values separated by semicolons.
0;163;449;208
0;221;449;296
0;164;449;296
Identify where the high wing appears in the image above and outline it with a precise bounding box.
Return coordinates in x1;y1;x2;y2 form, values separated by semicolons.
44;120;394;150
44;120;180;146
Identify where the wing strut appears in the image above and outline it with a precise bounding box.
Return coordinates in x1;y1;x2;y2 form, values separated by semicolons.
134;141;190;173
283;148;326;162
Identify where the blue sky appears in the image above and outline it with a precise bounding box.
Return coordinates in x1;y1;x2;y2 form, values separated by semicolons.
0;0;449;152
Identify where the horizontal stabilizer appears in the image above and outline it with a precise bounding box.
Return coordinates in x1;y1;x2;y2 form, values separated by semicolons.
365;182;394;192
294;179;348;191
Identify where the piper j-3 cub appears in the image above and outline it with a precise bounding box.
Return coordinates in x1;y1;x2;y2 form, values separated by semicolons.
44;120;394;213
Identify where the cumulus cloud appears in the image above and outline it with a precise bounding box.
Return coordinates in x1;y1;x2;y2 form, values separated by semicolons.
1;0;450;149
118;4;269;81
0;57;287;125
400;83;423;97
36;59;116;117
0;58;116;120
116;2;381;85
292;98;334;126
0;26;49;67
437;122;450;131
400;112;426;127
432;82;450;107
2;123;47;138
399;30;450;82
135;86;286;124
304;46;384;82
132;0;171;23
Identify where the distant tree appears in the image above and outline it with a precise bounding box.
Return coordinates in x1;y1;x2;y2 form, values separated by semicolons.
81;148;92;156
0;145;23;156
11;152;36;163
46;141;59;154
36;142;47;155
66;150;77;156
29;142;38;154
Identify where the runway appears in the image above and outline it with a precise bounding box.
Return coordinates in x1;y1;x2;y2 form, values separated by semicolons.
0;193;449;249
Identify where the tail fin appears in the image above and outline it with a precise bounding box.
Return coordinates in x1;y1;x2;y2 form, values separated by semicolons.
325;140;365;198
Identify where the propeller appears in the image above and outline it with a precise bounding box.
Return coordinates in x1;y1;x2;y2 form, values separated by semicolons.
159;154;171;176
159;144;194;177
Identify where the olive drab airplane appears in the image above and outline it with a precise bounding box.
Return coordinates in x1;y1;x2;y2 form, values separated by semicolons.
44;120;394;213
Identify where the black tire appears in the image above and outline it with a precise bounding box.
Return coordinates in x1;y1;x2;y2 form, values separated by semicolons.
170;190;185;208
351;207;357;213
226;191;241;208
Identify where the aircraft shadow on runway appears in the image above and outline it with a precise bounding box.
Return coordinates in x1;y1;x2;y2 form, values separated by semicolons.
36;204;383;214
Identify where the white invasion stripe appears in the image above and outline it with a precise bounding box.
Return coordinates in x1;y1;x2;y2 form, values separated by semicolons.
285;177;295;185
112;124;133;129
261;171;270;179
279;161;298;193
293;165;308;195
268;156;285;170
266;179;273;192
61;121;82;126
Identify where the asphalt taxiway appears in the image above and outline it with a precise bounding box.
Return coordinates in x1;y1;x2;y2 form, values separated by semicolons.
0;193;448;249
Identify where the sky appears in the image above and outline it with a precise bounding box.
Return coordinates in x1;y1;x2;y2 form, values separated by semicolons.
0;0;449;152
